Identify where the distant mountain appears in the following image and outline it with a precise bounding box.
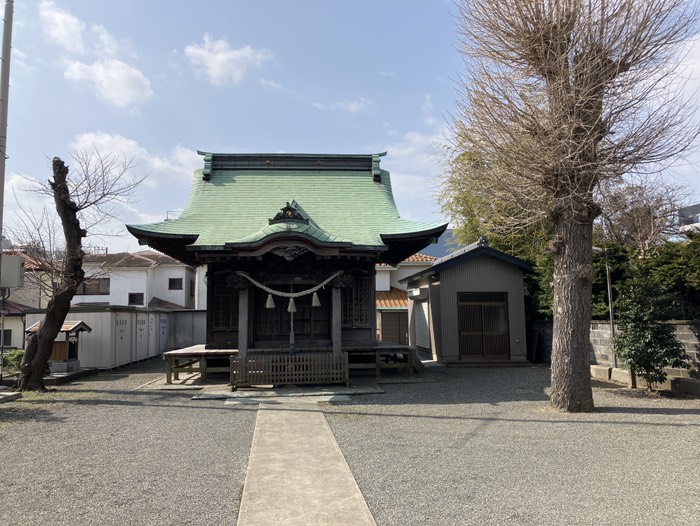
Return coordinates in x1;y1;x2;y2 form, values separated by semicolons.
420;229;460;259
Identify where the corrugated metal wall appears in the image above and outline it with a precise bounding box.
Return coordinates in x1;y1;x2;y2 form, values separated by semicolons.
169;310;206;349
26;307;176;369
438;256;527;362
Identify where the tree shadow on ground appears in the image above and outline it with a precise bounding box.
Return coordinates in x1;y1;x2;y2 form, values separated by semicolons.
324;366;700;421
0;405;67;425
0;387;256;416
347;366;554;406
595;405;700;416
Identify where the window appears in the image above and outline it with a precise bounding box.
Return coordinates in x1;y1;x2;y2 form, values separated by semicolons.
169;278;183;290
211;274;238;330
190;279;195;297
76;278;110;295
1;329;11;346
341;276;371;327
128;293;144;306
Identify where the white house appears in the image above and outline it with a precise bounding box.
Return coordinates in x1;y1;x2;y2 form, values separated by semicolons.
679;203;700;233
1;299;32;350
375;253;436;344
73;250;196;309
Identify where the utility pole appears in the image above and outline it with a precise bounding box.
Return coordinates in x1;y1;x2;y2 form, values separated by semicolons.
0;3;14;382
0;0;14;292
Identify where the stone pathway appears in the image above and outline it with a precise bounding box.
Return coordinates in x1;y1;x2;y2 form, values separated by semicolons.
236;397;377;526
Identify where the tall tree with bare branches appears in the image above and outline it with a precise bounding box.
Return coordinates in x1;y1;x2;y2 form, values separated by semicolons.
444;0;698;411
14;151;143;391
597;175;689;257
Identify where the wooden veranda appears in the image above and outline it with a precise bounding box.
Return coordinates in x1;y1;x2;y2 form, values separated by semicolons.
163;344;423;389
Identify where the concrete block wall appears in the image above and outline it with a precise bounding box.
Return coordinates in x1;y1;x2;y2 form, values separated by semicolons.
536;320;700;391
589;321;700;393
589;322;617;367
675;323;700;366
590;321;699;371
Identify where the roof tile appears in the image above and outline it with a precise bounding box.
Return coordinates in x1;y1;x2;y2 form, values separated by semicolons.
128;153;446;251
376;287;408;309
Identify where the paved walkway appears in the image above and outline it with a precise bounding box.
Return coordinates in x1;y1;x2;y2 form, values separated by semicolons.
236;397;377;526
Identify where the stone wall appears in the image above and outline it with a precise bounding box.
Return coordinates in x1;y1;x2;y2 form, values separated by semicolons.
589;322;616;367
530;320;699;391
589;320;700;393
589;321;700;372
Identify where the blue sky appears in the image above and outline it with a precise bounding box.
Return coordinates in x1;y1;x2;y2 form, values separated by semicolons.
3;1;699;253
4;0;460;252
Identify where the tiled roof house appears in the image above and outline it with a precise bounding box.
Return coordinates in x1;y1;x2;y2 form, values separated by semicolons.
73;250;195;309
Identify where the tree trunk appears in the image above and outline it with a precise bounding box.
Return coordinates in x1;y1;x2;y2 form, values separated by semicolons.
549;208;595;412
16;158;85;391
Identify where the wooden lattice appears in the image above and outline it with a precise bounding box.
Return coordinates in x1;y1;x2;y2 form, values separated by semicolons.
230;352;349;390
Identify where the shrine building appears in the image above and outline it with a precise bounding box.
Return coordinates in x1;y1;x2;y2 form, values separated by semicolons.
127;152;447;358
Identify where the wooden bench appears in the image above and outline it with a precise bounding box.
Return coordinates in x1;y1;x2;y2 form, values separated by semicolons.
164;348;235;384
347;347;419;379
230;352;350;391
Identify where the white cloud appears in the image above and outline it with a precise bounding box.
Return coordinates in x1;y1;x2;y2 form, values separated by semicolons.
56;133;204;251
92;24;123;58
71;132;201;185
313;97;374;113
383;129;448;224
260;78;284;90
4;171;54;217
421;94;438;127
337;97;373;113
2;169;143;252
38;2;151;108
39;0;86;55
184;34;272;86
65;59;154;109
383;121;399;137
10;48;33;74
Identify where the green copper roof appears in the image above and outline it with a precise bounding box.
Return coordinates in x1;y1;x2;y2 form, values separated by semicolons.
127;152;446;264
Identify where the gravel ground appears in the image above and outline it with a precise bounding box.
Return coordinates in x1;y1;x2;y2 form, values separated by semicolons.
2;362;699;526
324;366;700;526
0;358;256;526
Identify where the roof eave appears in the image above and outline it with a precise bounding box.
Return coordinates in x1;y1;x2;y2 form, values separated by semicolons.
379;223;448;266
126;225;199;266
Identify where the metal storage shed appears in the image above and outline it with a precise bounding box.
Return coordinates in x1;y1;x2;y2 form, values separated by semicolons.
25;306;170;369
400;237;532;363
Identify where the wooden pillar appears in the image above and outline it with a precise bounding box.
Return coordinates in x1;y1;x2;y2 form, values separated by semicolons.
332;286;342;355
407;299;415;347
370;267;377;344
238;287;249;359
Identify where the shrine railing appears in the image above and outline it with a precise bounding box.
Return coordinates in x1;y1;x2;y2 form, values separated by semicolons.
230;351;349;391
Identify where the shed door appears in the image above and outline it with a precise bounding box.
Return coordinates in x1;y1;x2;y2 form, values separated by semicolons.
458;292;509;360
380;311;408;344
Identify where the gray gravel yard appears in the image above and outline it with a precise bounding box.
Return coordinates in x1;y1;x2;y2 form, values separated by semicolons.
325;366;700;526
2;361;699;526
0;358;256;526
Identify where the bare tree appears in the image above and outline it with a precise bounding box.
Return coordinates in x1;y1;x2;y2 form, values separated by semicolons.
445;0;698;411
597;175;690;257
15;151;144;391
4;207;66;307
